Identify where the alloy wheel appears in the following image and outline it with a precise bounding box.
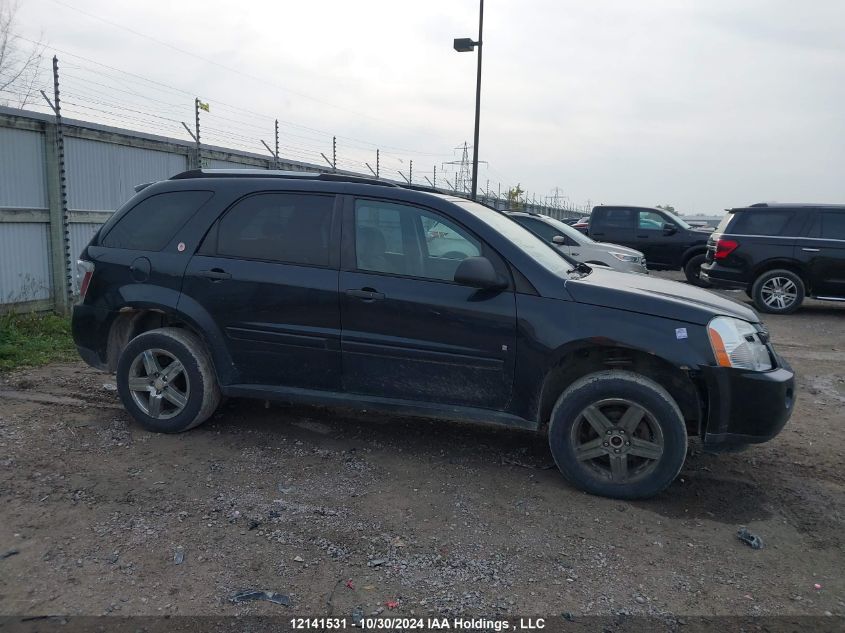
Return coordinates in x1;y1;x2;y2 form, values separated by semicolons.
127;348;190;419
570;398;664;483
760;276;798;310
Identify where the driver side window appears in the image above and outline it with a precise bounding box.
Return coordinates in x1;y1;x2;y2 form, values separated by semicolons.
354;200;481;282
638;210;667;230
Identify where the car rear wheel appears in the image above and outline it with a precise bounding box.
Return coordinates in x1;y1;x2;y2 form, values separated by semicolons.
684;254;711;287
548;370;688;499
116;327;221;433
751;269;805;314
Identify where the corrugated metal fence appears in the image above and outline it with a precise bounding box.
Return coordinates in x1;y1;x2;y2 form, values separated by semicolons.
0;106;579;313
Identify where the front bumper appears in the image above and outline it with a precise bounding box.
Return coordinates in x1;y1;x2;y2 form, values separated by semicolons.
700;354;795;448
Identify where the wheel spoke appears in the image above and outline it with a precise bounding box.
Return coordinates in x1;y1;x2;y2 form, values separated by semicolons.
618;404;645;434
609;454;628;481
160;360;184;382
628;437;663;460
582;405;614;434
128;376;150;391
148;392;163;418
142;350;161;375
575;437;607;461
162;387;187;409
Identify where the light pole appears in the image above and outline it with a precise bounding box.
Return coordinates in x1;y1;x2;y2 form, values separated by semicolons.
453;0;484;201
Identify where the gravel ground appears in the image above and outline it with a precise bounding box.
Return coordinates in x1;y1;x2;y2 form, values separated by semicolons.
0;273;843;621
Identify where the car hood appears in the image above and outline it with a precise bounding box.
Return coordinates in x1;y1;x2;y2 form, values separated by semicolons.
565;267;758;325
593;242;644;257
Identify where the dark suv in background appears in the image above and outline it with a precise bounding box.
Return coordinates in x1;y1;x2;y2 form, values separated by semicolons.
701;203;845;314
72;170;795;499
588;205;713;285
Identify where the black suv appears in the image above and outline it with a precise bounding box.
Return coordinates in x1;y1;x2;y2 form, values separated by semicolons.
701;203;845;314
72;170;795;499
588;205;713;285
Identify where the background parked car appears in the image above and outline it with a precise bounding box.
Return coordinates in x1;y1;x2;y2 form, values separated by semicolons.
701;202;845;314
588;205;712;285
508;211;648;274
572;216;591;234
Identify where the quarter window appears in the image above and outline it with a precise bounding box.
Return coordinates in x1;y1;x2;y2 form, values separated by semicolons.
729;210;795;236
217;193;334;266
101;191;213;250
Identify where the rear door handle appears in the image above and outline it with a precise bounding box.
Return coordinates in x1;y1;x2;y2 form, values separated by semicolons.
197;268;231;281
802;247;820;252
636;234;649;238
345;288;385;302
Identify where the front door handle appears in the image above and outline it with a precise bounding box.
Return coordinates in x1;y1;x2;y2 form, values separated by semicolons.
802;247;820;252
345;288;385;302
636;234;649;238
571;251;580;256
197;268;231;281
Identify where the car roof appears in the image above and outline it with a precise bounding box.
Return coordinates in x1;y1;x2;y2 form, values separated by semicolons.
592;205;663;212
729;202;845;211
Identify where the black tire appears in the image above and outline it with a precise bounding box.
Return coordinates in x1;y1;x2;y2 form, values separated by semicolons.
683;254;710;287
116;327;221;433
751;269;805;314
548;370;688;499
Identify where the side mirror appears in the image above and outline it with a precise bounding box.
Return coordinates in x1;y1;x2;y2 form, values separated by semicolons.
663;223;678;236
454;256;507;290
552;235;567;245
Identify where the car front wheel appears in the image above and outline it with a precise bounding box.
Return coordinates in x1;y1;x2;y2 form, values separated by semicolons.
116;327;221;433
548;370;688;499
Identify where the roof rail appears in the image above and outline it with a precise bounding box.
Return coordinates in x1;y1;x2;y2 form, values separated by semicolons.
170;169;398;188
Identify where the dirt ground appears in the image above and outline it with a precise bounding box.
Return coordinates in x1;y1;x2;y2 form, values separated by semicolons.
1;273;843;621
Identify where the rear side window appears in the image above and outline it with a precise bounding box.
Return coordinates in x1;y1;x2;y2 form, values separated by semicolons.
808;212;845;240
101;191;213;250
216;193;334;266
597;208;634;228
727;210;795;236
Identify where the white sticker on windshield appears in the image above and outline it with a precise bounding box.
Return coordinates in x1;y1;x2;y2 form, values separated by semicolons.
675;328;688;340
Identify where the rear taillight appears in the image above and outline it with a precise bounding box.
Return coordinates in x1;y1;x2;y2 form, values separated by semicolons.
714;238;739;260
77;259;95;300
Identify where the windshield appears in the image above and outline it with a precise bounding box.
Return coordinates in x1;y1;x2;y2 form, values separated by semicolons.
455;201;577;278
660;209;692;230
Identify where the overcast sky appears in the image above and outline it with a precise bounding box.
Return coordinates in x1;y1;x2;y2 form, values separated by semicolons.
15;0;845;214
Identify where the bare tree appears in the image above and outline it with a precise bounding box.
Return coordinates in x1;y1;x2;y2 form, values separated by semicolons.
0;0;45;108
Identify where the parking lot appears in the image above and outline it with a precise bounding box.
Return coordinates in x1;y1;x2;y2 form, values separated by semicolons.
0;273;843;619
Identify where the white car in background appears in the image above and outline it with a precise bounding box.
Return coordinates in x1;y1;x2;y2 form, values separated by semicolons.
508;211;648;274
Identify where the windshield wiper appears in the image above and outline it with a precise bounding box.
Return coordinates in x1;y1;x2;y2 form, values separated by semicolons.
567;262;593;278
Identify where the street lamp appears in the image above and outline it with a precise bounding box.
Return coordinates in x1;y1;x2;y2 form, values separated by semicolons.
453;0;484;201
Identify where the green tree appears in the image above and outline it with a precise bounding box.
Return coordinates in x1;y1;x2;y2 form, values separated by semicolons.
507;184;524;210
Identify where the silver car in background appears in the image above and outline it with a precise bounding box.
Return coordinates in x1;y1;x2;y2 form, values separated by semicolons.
508;211;648;274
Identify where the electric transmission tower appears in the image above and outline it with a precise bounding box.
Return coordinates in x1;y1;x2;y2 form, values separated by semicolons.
442;141;486;195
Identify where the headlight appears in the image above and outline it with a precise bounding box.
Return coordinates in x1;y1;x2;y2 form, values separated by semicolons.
707;316;772;371
610;252;639;263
